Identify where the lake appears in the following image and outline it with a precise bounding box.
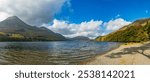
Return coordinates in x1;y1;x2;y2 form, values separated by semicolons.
0;41;120;65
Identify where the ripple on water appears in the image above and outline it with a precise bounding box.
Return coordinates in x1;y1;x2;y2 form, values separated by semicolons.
0;41;120;65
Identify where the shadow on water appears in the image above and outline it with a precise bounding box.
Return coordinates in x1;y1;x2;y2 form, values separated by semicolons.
106;43;150;59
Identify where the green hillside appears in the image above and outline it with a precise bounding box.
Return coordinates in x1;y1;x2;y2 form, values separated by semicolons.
96;18;150;42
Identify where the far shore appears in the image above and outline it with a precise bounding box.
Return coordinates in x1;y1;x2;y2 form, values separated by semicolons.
86;41;150;65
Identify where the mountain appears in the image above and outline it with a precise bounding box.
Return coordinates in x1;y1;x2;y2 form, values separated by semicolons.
69;36;90;40
96;18;150;42
0;16;66;41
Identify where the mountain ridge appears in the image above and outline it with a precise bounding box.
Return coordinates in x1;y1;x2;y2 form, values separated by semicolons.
0;16;66;41
69;36;90;40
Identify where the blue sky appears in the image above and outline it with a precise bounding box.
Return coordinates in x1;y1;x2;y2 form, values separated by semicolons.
45;0;149;38
56;0;150;23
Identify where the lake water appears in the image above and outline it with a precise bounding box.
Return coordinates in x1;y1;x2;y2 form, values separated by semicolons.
0;41;120;65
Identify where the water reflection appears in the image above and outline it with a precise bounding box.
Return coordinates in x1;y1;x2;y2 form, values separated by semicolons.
0;41;120;65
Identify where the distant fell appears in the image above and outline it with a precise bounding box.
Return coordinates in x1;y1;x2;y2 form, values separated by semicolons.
69;36;90;41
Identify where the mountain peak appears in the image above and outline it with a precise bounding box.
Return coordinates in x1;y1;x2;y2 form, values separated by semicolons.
0;16;28;27
7;16;19;19
5;16;22;21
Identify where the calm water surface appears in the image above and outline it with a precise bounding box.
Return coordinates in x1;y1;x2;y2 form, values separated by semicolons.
0;41;120;65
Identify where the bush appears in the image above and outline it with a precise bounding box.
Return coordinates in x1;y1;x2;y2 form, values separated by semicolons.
9;34;25;40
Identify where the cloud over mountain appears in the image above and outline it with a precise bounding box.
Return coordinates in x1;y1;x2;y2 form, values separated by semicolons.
43;18;131;39
0;0;70;25
104;18;131;31
43;19;103;39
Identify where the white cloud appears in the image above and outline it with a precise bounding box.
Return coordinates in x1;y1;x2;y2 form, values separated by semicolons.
104;18;131;31
0;0;70;25
43;18;131;39
43;19;103;39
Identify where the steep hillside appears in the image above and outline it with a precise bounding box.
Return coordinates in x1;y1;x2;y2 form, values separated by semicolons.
96;18;150;42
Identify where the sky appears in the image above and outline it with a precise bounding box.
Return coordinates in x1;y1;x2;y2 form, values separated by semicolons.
0;0;150;39
56;0;150;23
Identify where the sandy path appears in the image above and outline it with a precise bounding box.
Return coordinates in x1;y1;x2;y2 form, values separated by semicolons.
86;42;150;65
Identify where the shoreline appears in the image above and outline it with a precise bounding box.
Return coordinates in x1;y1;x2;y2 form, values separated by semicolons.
80;43;122;65
85;41;150;65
